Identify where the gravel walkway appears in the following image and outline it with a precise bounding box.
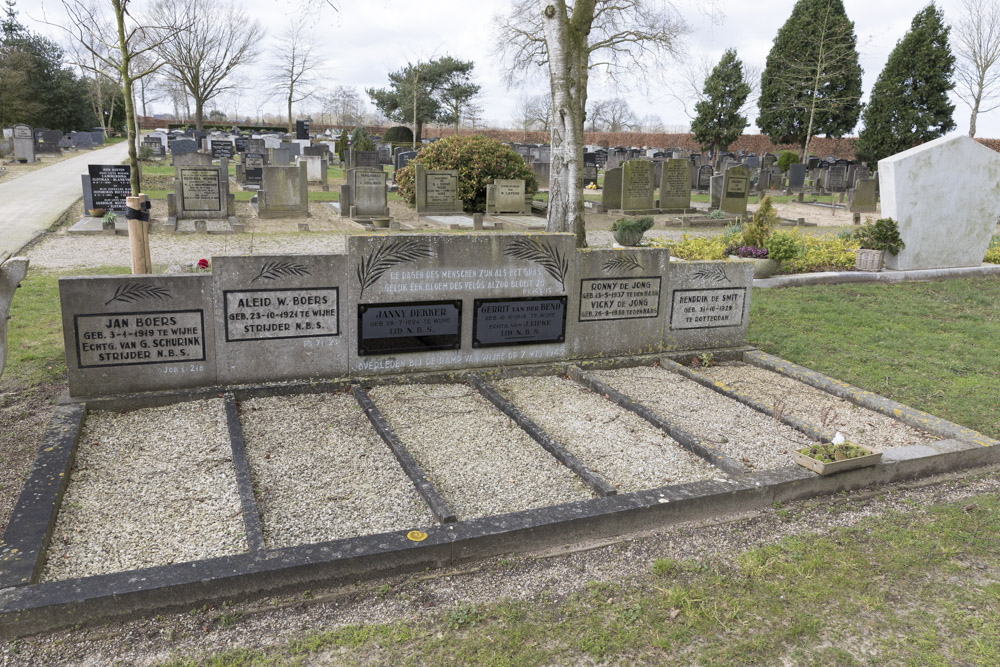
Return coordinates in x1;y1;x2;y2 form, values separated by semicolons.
367;383;593;520
491;375;722;491
702;362;933;450
591;366;815;471
41;400;246;581
239;393;435;548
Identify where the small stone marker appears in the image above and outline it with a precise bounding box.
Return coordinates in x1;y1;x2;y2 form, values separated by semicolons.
665;260;753;351
720;166;750;216
658;159;692;211
620;160;655;212
414;164;464;216
601;167;623;210
486;179;527;215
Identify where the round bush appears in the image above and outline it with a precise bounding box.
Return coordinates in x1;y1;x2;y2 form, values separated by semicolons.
383;125;413;144
777;150;800;173
764;230;800;263
350;126;375;152
395;135;538;212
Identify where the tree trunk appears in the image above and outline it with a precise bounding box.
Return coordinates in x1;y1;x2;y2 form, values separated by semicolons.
543;0;594;249
113;0;140;196
195;98;204;130
415;120;423;144
969;92;981;137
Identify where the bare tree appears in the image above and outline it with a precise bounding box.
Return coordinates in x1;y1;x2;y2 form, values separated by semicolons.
324;85;365;126
525;93;552;131
953;0;1000;137
267;16;323;134
494;0;691;246
62;15;122;137
588;97;638;131
511;94;536;139
637;113;665;132
150;0;262;130
48;0;188;194
665;52;760;122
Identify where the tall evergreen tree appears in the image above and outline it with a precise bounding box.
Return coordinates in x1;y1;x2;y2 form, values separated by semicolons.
691;49;751;167
855;4;956;164
757;0;863;160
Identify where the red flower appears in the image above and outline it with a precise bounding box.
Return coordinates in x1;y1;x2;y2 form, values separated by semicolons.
197;258;209;269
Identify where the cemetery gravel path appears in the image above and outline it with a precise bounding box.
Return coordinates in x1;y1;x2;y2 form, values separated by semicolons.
0;141;131;256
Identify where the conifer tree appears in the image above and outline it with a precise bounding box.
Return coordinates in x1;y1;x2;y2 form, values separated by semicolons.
855;4;956;164
691;49;751;167
757;0;863;160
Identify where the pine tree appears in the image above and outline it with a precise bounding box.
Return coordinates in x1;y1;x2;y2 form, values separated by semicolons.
757;0;863;159
855;4;956;164
691;49;751;166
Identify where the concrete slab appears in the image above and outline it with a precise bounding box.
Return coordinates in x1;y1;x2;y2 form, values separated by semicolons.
754;263;1000;289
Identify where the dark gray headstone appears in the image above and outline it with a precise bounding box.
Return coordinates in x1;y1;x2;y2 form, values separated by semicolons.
235;136;249;153
697;165;713;190
211;140;235;159
71;132;94;149
170;139;198;154
787;163;807;189
87;164;132;212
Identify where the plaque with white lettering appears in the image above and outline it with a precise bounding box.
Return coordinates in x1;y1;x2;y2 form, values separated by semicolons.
180;168;222;211
579;277;661;321
358;300;461;355
223;288;339;341
88;164;132;212
74;310;206;368
472;297;566;348
670;288;746;329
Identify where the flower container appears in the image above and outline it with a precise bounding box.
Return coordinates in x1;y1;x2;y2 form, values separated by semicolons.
728;255;778;278
855;248;885;272
88;208;106;217
613;227;646;247
793;443;882;475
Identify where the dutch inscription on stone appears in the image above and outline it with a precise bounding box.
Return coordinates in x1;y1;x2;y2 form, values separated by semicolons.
356;170;385;188
579;277;661;321
670;288;746;329
75;310;205;367
472;297;567;348
358;300;461;355
88;164;131;212
211;140;234;159
224;288;339;341
426;173;458;206
181;168;222;211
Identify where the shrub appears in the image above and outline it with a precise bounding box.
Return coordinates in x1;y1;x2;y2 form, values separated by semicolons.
985;236;1000;264
350;126;375;152
742;195;777;248
777;150;800;174
780;231;858;273
394;135;538;212
649;234;728;260
854;217;905;254
383;126;413;144
764;230;800;263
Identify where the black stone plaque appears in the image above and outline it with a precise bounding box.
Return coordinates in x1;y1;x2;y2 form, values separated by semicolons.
244;153;264;188
472;297;566;348
211;140;234;159
358;300;461;355
235;136;249;153
87;164;132;212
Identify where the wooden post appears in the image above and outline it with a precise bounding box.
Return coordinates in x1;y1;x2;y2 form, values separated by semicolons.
126;194;152;275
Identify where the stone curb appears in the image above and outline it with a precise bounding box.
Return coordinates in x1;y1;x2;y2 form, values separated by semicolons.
223;394;266;553
754;264;1000;289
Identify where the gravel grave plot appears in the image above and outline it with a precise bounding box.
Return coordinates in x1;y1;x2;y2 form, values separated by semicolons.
701;362;934;450
368;383;593;520
591;366;815;471
490;375;723;491
239;393;436;548
41;400;247;582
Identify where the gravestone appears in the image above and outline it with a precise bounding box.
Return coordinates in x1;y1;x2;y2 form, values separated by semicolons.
485;179;528;216
620;160;655;212
296;154;328;190
744;154;759;169
248;138;266;154
170;139;198;155
1;256;29;381
574;248;669;358
720;166;750;216
172;151;214;168
84;165;131;213
166;163;238;231
213;254;347;385
71;132;94;149
879;135;1000;270
658;159;692;211
243;152;265;190
349;169;390;220
601;167;623;210
41;129;63;146
787;163;806;189
583;153;598;187
339;168;380;217
710;174;725;208
848;178;877;213
262;136;281;150
141;137;166;157
295;119;309;140
12;124;34;162
665;261;753;351
90;128;104;145
697;165;713;190
303;145;327;159
414;164;464;216
253;164;310;219
396;150;417;174
350;149;378;170
762;153;777;170
531;161;550;189
270;147;291;166
348;233;573;376
211;140;234;160
826;165;847;192
234;136;249;153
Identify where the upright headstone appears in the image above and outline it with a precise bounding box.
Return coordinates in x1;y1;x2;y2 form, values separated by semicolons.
583;152;598;187
270;147;291;166
86;165;131;213
486;179;528;215
720;166;750;216
827;165;847;192
848;178;878;213
170;138;198;155
620;160;655;212
248;138;266;154
295;119;309;140
787;163;807;189
70;132;94;149
254;164;310;219
12;124;34;162
351;149;379;170
243;152;265;190
234;136;250;153
601;167;623;210
349;169;390;220
531;161;550;189
166;161;238;231
697;165;713;191
141;137;166;157
210;140;235;160
414;164;464;216
658;159;692;211
710;175;725;208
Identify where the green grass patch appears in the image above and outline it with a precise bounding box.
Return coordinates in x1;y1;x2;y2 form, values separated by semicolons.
164;490;1000;665
749;277;1000;437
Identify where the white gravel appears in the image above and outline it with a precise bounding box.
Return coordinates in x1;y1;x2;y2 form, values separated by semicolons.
368;383;593;520
239;393;436;548
591;366;815;471
41;400;247;582
702;362;933;450
491;375;722;491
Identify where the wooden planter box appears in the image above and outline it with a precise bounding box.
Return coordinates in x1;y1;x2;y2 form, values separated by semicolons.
793;444;883;475
855;249;885;272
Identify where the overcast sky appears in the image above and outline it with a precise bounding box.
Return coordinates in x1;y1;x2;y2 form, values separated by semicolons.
21;0;993;137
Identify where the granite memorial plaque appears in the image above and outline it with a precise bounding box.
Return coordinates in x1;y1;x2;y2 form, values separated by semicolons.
211;140;234;159
670;288;746;329
720;166;750;215
665;260;752;351
578;277;661;321
621;160;655;211
180;168;222;211
358;300;461;355
235;136;249;153
658;159;691;210
472;297;566;347
88;164;131;212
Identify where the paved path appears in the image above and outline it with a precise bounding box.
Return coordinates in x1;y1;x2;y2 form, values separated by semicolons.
0;141;132;256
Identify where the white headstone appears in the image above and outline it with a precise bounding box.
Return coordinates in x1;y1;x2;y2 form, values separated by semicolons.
879;134;1000;270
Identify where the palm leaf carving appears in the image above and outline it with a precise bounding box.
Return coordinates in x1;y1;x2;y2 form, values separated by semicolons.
357;238;435;296
104;283;173;306
692;265;730;284
251;261;311;283
602;253;643;273
504;237;568;290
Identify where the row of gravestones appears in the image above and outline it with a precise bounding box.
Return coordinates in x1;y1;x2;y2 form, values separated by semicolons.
602;159;712;214
57;233;754;398
2;124;105;162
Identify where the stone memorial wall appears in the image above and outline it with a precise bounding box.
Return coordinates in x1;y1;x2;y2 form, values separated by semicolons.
57;234;754;397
